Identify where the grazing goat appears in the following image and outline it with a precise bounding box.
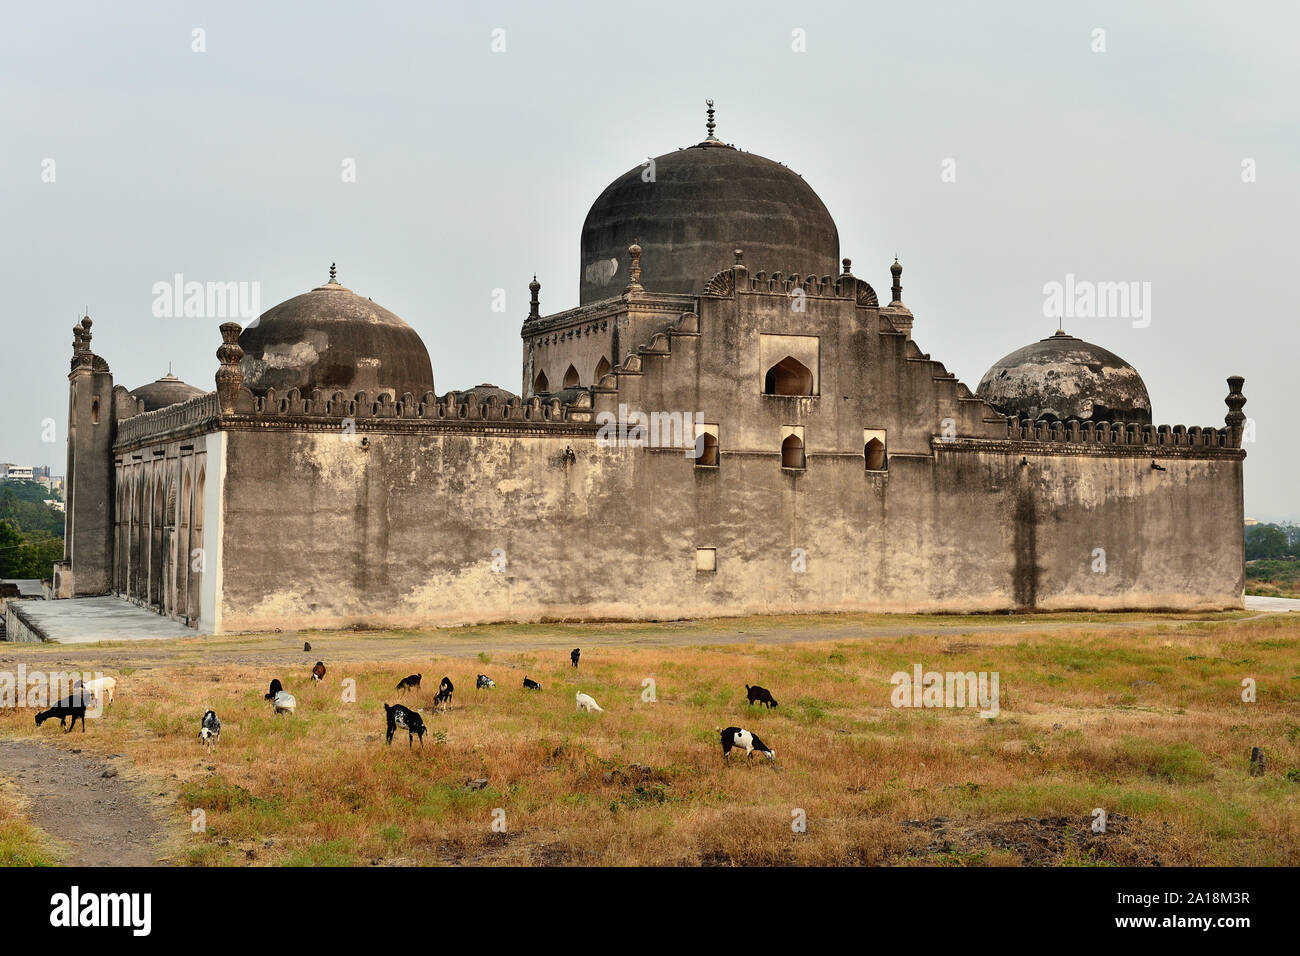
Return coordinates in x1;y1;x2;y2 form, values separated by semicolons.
35;697;87;733
570;648;581;668
395;673;421;693
720;727;775;761
434;676;454;711
523;676;541;691
575;692;603;713
74;676;117;708
200;710;221;749
476;674;496;690
745;684;778;709
384;702;426;747
311;661;326;683
271;690;297;716
263;679;283;701
303;641;312;652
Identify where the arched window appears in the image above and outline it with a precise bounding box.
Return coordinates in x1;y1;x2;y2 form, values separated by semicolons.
91;398;100;425
563;364;581;389
694;424;719;467
865;438;886;471
594;356;612;382
781;433;805;469
864;428;887;471
764;356;813;396
534;370;549;394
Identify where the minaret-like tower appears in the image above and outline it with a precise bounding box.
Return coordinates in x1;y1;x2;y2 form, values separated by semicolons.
56;316;116;597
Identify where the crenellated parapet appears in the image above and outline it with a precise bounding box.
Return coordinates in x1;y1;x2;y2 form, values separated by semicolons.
114;392;220;450
703;250;881;307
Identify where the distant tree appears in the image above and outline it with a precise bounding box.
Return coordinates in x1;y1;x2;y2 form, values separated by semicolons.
1245;523;1290;561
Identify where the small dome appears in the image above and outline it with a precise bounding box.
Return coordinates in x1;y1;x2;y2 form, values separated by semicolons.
580;134;839;305
129;373;206;412
239;271;434;398
976;330;1152;424
449;383;518;404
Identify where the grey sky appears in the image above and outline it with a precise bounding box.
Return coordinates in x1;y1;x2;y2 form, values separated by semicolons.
2;0;1295;518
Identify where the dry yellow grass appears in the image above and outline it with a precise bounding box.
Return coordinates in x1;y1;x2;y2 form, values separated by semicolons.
0;611;1297;866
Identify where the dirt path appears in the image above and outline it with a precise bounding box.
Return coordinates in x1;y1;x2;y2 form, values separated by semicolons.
0;611;1255;672
0;738;164;866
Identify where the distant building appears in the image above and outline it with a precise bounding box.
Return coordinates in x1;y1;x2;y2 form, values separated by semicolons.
1;465;34;480
53;107;1248;633
1244;518;1259;526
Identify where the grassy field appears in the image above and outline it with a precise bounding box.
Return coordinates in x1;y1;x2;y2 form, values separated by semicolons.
1245;559;1300;599
0;785;58;866
1;611;1298;866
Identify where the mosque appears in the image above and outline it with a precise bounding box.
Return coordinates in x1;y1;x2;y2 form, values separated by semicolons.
55;107;1247;633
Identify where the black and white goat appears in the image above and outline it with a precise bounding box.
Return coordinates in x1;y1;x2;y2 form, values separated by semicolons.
523;676;541;691
476;674;496;690
311;661;326;684
384;702;426;747
434;676;454;711
720;727;775;760
200;710;221;749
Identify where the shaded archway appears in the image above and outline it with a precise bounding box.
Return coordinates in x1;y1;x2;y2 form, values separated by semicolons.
534;370;549;394
781;433;805;469
563;364;581;389
865;438;886;471
764;356;813;396
594;356;612;382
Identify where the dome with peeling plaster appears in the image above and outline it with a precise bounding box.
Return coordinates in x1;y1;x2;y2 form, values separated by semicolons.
128;372;206;411
579;126;839;305
238;272;434;398
976;330;1152;424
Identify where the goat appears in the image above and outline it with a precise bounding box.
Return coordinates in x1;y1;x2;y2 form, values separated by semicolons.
200;710;221;749
303;641;312;652
745;684;778;709
523;676;541;691
570;648;581;668
384;702;426;747
74;676;117;708
575;692;603;713
271;690;296;716
395;673;421;693
35;696;86;733
720;727;775;760
263;678;283;701
476;674;496;690
311;661;326;684
434;676;454;711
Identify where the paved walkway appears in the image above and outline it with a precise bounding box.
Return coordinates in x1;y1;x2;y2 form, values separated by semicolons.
1244;595;1300;613
7;596;199;643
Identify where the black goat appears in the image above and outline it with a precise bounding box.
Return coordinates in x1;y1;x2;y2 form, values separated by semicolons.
434;676;454;711
395;674;421;693
35;696;86;733
746;684;778;709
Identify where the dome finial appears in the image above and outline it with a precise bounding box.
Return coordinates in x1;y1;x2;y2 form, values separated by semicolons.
328;262;338;285
705;99;717;141
624;239;644;294
528;274;541;320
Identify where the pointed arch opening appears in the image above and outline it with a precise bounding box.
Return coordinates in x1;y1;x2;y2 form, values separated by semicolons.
781;433;805;469
594;356;612;382
563;364;581;389
533;370;549;394
764;356;813;396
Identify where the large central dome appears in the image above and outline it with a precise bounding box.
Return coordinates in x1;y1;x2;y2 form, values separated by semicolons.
239;269;434;398
579;116;839;304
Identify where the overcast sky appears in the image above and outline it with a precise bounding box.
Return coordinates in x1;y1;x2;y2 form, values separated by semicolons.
2;1;1295;519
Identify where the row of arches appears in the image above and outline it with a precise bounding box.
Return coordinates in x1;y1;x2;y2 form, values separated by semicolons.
693;426;886;471
113;456;205;625
534;357;613;395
